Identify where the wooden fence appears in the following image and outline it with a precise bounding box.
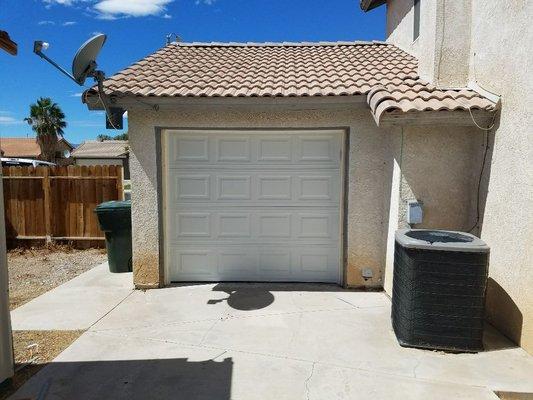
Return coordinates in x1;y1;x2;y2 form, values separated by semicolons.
2;165;124;245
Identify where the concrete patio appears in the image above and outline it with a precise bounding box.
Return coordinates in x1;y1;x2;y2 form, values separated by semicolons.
10;265;533;399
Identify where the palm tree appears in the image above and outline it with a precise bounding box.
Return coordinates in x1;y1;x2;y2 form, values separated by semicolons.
24;97;67;162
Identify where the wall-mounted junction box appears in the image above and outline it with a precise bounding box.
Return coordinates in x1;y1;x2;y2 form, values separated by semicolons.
407;200;423;224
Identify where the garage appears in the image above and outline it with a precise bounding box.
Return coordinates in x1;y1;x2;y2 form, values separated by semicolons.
162;129;344;283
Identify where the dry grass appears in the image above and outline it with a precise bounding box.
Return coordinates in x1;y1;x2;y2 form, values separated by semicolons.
8;244;107;310
0;330;85;400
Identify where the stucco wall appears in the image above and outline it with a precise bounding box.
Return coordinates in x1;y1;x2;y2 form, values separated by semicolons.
128;107;481;291
468;0;533;353
383;125;485;293
386;0;471;87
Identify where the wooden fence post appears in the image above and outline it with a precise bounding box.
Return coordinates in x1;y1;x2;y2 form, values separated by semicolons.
116;166;124;201
42;168;52;244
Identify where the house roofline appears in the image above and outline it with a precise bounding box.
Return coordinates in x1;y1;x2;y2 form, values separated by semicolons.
360;0;386;11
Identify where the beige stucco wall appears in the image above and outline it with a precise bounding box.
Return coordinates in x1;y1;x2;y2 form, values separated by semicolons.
386;0;471;87
383;125;485;293
0;169;14;383
385;0;533;353
468;1;533;353
128;107;481;291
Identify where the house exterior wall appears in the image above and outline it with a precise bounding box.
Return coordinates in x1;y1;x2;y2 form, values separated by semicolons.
0;168;14;383
383;125;485;293
468;1;532;353
384;0;533;352
128;107;480;290
386;0;471;87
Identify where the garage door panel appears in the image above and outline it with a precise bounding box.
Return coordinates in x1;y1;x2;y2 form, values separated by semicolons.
164;130;343;283
218;213;251;238
257;137;292;161
216;137;252;162
170;136;209;162
168;245;339;282
168;209;339;243
166;130;341;168
168;169;341;206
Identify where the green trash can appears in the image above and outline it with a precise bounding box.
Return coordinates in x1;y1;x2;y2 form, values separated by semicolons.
95;200;132;273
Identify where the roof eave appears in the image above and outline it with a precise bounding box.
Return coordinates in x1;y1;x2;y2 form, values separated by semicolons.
360;0;386;12
83;93;369;112
375;109;496;128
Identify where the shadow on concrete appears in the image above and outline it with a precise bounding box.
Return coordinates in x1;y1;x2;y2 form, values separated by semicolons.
7;357;233;400
484;277;522;349
207;282;356;311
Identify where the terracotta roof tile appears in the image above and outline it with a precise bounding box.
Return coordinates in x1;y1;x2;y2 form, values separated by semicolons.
0;138;41;158
90;42;496;122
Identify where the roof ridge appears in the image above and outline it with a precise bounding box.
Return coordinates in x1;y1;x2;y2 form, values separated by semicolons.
171;40;389;47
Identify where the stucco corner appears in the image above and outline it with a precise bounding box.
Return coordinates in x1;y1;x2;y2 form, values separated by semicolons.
133;251;163;289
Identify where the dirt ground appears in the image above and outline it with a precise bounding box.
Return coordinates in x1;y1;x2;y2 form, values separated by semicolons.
0;246;107;399
7;245;107;310
0;331;85;400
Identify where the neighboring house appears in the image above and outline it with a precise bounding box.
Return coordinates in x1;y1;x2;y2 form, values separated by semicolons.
71;140;130;179
0;137;73;162
83;1;530;353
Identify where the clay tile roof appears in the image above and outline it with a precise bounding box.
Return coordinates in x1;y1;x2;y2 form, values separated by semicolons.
367;79;496;124
0;138;41;158
95;42;418;98
90;42;496;124
71;140;128;159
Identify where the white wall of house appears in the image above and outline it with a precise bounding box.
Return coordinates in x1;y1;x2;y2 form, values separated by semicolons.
384;0;532;352
128;107;482;291
0;169;14;383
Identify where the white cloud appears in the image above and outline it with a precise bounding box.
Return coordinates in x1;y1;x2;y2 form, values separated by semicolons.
94;0;174;18
123;111;128;119
63;21;77;26
195;0;216;4
43;0;75;5
163;13;172;19
38;20;56;25
70;92;83;97
0;116;22;125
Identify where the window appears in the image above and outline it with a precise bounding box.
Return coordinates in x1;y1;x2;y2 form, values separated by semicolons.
413;0;420;40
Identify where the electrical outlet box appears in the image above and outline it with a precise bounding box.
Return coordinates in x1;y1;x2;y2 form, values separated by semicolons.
407;200;423;224
362;268;373;279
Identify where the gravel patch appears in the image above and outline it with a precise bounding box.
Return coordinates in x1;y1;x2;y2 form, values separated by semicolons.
7;245;107;310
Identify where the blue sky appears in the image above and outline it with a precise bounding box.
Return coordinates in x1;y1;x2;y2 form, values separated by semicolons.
0;0;385;144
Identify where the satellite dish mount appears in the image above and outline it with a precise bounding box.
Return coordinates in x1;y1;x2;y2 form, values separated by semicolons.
33;34;123;129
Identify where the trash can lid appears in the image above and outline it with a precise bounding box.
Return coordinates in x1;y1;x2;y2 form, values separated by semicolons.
95;200;131;212
395;229;489;253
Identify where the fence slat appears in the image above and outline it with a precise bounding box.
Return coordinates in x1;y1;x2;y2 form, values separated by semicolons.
2;165;123;245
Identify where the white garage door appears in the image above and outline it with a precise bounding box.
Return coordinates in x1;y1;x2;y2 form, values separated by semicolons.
163;129;344;283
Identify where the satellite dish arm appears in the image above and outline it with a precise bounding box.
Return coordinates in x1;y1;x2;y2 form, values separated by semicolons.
94;70;110;110
33;41;80;86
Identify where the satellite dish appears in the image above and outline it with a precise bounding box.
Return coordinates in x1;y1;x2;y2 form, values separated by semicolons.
33;33;122;130
72;34;107;85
